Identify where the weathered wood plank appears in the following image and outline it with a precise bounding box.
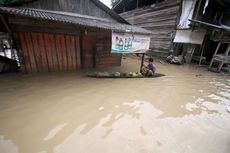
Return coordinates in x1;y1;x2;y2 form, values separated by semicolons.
83;36;94;68
75;36;81;69
65;35;74;71
37;33;49;72
59;35;68;71
120;0;180;17
131;16;177;25
31;32;43;72
44;33;54;71
136;21;176;28
68;35;77;70
55;34;64;71
124;6;179;22
24;32;37;73
48;34;59;72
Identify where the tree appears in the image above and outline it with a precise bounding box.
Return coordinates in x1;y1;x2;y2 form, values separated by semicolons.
0;0;37;5
0;0;20;5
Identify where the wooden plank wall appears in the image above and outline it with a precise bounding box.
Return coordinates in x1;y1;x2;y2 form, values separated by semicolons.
82;35;95;68
17;32;80;73
95;32;122;67
119;0;180;54
21;0;114;21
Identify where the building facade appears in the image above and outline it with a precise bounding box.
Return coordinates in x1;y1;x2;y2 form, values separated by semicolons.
113;0;181;57
0;0;152;73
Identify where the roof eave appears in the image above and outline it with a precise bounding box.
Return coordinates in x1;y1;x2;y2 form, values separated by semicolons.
0;6;152;35
90;0;130;24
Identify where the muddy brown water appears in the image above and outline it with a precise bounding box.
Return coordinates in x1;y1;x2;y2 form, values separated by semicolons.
0;57;230;153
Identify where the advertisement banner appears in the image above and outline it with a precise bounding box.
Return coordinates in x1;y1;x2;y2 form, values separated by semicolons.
111;32;151;54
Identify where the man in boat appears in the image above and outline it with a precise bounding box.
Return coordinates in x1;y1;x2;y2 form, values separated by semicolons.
142;58;156;76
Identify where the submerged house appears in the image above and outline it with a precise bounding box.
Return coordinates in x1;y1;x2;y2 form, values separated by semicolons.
0;0;152;73
113;0;181;57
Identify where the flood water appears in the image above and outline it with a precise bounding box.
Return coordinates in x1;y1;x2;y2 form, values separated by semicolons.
0;56;230;153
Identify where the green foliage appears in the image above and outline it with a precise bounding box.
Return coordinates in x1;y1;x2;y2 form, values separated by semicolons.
0;0;19;5
0;0;4;5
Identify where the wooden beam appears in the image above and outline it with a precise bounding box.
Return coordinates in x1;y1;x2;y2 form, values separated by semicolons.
0;14;11;33
79;30;84;69
140;53;145;73
93;43;96;68
192;0;202;31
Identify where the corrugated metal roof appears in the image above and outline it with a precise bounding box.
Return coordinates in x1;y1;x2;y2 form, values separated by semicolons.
0;6;152;35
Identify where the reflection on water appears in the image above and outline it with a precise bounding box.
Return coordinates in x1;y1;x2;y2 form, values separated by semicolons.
0;57;230;153
0;136;18;153
44;124;67;141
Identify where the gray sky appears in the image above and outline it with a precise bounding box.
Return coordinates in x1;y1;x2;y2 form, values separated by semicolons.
100;0;112;8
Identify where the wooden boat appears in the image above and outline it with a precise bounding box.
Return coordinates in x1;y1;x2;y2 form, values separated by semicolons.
88;72;165;78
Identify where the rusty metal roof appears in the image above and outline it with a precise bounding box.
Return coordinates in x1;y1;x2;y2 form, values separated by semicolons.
0;6;153;35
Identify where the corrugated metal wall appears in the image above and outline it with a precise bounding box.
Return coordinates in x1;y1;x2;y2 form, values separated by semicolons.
119;0;180;54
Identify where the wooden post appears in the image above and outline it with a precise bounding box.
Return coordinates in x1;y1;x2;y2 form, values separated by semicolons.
209;41;221;68
192;0;202;31
199;42;205;66
218;43;230;71
93;41;96;68
140;53;145;73
79;30;84;69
